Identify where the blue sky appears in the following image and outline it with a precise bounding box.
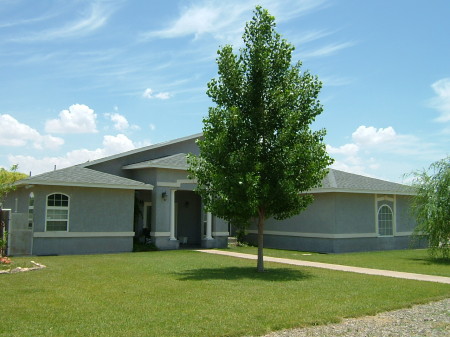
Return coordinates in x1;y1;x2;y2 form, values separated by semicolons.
1;0;449;182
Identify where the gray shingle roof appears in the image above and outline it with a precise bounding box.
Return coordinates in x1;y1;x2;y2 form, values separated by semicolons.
15;166;153;190
312;169;414;195
123;153;188;170
17;152;411;195
125;153;413;195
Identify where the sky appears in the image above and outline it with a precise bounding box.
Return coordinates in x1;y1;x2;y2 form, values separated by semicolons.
0;0;449;183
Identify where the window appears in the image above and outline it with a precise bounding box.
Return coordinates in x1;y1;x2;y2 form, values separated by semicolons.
28;192;34;229
46;193;69;231
378;204;393;236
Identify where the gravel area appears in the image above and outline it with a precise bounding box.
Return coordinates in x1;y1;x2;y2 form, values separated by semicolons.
262;298;450;337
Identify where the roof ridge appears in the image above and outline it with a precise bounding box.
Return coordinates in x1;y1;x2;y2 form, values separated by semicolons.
81;133;201;168
327;168;338;188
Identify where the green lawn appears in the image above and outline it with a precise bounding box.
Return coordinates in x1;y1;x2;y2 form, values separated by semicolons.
224;247;450;277
1;251;449;337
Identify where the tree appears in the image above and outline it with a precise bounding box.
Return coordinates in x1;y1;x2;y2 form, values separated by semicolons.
409;156;450;259
0;165;27;256
188;7;333;272
0;165;27;204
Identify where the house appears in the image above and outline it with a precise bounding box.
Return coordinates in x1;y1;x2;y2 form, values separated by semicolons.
246;169;419;253
2;133;418;256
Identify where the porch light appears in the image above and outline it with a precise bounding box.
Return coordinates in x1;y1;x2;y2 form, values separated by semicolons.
162;192;167;201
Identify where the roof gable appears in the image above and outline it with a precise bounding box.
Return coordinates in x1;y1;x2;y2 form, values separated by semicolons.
123;153;188;170
81;133;202;169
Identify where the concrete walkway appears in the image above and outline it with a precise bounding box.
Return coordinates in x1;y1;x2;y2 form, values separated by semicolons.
196;250;450;284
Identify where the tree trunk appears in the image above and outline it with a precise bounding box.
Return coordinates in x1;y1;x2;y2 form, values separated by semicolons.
257;207;265;272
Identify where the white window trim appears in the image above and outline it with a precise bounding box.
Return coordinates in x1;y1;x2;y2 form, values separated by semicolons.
375;194;397;237
377;204;394;237
45;193;70;232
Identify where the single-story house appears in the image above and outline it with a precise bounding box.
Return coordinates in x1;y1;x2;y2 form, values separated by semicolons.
1;133;419;256
246;168;419;253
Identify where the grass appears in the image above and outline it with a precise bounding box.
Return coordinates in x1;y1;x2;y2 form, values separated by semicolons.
224;247;450;277
1;250;449;337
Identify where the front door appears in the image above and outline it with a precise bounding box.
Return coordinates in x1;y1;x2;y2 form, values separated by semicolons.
176;191;201;245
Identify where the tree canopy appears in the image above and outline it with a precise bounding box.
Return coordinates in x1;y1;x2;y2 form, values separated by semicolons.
0;165;27;206
188;7;333;271
409;156;450;259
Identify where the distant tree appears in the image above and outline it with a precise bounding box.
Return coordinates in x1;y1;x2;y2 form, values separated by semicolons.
188;7;333;272
0;165;27;205
409;156;450;259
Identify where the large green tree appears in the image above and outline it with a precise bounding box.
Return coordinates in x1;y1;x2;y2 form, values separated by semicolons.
409;156;450;259
188;7;333;272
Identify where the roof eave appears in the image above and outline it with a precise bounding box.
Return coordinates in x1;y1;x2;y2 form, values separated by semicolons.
17;181;154;190
123;164;188;171
308;188;415;195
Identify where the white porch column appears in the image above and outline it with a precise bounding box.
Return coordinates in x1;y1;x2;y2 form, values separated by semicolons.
169;189;176;240
205;212;213;240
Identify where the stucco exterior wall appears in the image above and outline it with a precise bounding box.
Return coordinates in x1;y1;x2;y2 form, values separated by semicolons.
2;187;30;214
246;192;420;253
32;237;132;255
335;193;375;234
3;185;135;255
28;185;135;233
396;195;416;233
262;193;336;234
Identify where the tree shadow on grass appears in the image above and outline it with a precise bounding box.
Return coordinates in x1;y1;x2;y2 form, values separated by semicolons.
175;266;313;282
407;257;450;266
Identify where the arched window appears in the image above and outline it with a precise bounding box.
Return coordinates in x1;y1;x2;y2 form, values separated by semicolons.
46;193;69;231
28;192;34;229
378;204;393;236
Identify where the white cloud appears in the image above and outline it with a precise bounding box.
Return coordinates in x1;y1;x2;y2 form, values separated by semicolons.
329;161;370;177
8;134;137;175
350;126;425;156
154;92;171;100
0;114;64;149
141;0;326;43
141;2;249;41
326;143;359;156
35;135;65;150
45;104;98;134
351;126;397;147
9;2;114;42
149;123;156;131
300;42;355;58
326;125;443;181
142;88;171;100
430;78;450;122
142;88;153;98
102;134;135;154
320;75;354;87
105;112;129;131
